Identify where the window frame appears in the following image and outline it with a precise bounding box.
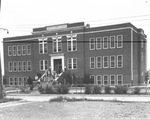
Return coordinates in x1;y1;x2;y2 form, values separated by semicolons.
22;61;26;72
22;45;26;55
103;56;109;68
9;77;13;86
67;35;77;52
103;75;109;86
89;38;95;50
110;36;115;49
13;61;17;72
117;74;123;85
27;44;31;55
96;75;102;85
14;77;18;86
117;35;123;48
8;61;13;72
12;45;17;56
103;36;108;49
39;60;48;71
67;58;77;70
8;46;12;56
17;45;21;56
27;61;32;71
18;61;22;72
90;57;95;69
117;55;123;68
52;36;62;53
18;77;22;85
96;56;102;69
110;55;116;68
96;37;102;50
110;75;116;86
39;38;48;54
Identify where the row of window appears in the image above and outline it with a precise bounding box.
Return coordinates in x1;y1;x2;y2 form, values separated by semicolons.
8;61;32;72
39;58;77;71
90;55;123;69
39;35;77;54
8;35;123;56
9;77;28;86
90;74;123;85
8;44;31;56
89;35;123;50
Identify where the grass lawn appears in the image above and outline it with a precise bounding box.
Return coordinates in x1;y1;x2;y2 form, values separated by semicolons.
1;101;150;119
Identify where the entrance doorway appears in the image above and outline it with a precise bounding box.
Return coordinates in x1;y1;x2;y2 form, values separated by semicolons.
54;59;62;74
50;54;65;74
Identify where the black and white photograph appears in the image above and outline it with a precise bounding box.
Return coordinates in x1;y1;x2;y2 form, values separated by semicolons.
0;0;150;118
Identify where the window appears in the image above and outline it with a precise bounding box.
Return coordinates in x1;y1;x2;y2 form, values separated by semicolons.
110;75;115;86
52;36;62;53
17;45;21;56
103;56;109;68
9;77;13;86
18;77;22;85
103;75;109;85
96;56;102;69
22;45;26;55
39;38;48;54
117;75;123;85
40;60;48;71
90;57;95;69
67;58;77;70
22;61;26;72
14;77;18;85
103;36;108;49
12;45;17;56
8;61;13;72
18;61;22;72
13;61;17;72
96;75;102;85
110;36;115;48
23;77;27;84
90;75;95;84
117;55;123;68
8;46;12;56
96;37;102;50
110;56;116;68
67;35;77;51
117;35;123;48
27;61;32;71
27;44;31;55
89;38;95;50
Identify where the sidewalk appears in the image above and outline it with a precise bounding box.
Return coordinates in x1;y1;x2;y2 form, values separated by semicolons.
6;93;150;102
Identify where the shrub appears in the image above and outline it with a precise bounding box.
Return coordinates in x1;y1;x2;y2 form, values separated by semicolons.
105;86;111;94
93;85;102;94
45;85;56;94
38;86;45;94
57;85;69;94
38;84;69;94
134;87;141;94
85;85;93;94
50;96;84;102
114;86;128;94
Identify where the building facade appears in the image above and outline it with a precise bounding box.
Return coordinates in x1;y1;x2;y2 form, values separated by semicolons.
3;22;147;86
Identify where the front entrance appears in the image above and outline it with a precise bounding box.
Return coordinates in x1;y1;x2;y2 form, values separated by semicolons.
54;59;62;74
50;54;65;74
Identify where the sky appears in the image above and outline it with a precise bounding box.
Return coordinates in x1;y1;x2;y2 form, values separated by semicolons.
0;0;150;74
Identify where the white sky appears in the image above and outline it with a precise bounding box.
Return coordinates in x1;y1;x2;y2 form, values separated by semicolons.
0;0;150;74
